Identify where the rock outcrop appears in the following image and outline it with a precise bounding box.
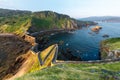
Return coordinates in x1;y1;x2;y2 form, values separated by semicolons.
22;34;36;46
0;34;32;80
101;38;120;60
0;34;59;80
91;26;102;32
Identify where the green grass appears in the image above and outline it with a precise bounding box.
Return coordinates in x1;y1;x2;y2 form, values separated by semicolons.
0;10;96;34
102;38;120;50
0;15;31;36
31;16;71;31
101;38;120;59
15;62;120;80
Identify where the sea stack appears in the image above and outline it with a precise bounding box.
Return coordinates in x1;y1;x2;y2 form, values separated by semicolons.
91;26;102;32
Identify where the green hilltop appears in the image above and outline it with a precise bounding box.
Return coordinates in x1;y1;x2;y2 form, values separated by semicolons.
0;8;96;36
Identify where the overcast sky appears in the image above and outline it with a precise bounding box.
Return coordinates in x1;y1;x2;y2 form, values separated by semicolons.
0;0;120;18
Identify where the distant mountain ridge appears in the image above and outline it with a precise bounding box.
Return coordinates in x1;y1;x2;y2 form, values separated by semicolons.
80;16;120;22
0;8;31;17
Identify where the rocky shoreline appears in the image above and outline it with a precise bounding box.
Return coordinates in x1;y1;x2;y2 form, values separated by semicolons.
30;28;120;61
28;29;82;61
0;34;32;80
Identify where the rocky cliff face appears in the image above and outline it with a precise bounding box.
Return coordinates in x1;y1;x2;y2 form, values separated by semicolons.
28;11;96;33
22;34;36;46
0;33;59;80
0;34;32;80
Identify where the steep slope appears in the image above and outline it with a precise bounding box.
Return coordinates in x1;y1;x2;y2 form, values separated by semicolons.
0;34;32;80
28;11;96;33
0;33;59;80
4;44;58;80
0;15;31;36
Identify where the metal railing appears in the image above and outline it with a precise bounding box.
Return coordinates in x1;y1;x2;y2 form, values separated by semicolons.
37;44;58;66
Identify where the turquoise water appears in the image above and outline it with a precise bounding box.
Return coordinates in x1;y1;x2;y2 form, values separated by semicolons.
48;22;120;61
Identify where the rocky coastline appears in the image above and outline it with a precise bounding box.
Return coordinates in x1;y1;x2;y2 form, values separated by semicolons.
31;29;120;61
0;31;120;80
100;38;120;60
29;25;96;61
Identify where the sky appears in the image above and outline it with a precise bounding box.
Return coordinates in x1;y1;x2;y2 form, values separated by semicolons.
0;0;120;18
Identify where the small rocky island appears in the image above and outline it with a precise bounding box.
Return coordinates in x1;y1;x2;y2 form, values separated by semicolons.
91;26;102;32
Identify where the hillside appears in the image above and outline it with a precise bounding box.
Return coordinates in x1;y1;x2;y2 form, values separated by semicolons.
0;8;31;36
16;62;120;80
0;8;96;35
80;16;120;22
0;34;32;80
0;8;31;17
101;38;120;60
28;11;96;33
0;33;59;80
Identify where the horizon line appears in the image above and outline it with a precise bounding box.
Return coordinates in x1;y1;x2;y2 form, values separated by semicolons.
0;8;120;18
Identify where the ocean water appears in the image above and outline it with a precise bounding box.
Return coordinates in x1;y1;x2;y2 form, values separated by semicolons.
46;22;120;61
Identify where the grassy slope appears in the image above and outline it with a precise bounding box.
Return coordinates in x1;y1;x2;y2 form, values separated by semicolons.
16;62;120;80
0;15;31;36
0;9;96;35
27;11;75;33
0;10;73;34
102;38;120;50
101;38;120;58
29;11;96;32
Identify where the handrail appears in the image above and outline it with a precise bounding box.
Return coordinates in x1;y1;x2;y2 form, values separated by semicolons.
38;44;58;66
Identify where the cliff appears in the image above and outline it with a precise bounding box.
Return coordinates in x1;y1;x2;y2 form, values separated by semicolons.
0;9;96;35
0;34;32;80
0;34;59;80
28;11;96;33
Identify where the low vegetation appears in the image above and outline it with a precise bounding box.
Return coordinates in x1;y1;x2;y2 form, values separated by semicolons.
101;38;120;59
16;62;120;80
102;38;120;50
0;8;96;35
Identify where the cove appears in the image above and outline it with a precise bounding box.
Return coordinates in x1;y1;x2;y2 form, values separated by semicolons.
38;22;120;61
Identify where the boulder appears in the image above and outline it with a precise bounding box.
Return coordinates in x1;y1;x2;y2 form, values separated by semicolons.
102;34;109;38
22;34;36;46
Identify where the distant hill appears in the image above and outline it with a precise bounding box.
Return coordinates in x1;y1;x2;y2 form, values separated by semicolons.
0;8;96;36
80;16;120;22
0;8;31;17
